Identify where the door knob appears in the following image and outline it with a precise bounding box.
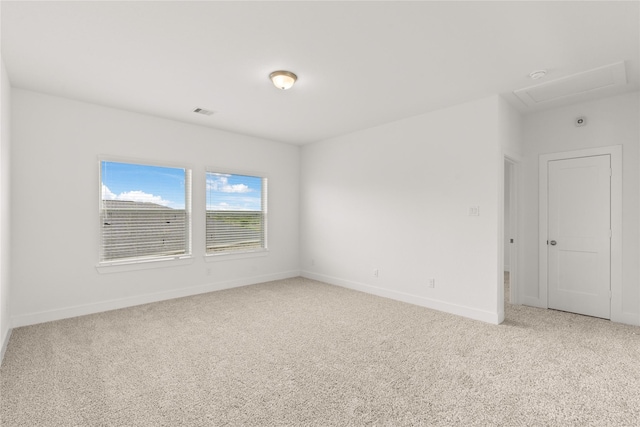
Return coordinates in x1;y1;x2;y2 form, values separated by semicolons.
550;240;557;246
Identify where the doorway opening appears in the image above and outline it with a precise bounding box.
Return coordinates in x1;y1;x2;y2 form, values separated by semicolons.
502;156;519;318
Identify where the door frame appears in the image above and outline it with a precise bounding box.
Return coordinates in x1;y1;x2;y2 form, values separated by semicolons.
539;145;623;322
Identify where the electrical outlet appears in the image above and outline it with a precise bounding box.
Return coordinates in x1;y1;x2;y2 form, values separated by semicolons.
428;278;435;288
373;269;379;278
206;268;212;276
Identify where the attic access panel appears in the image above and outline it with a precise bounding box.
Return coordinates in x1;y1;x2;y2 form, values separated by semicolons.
514;62;627;108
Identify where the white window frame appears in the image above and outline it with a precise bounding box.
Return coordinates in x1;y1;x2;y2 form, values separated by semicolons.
204;168;268;262
97;156;193;273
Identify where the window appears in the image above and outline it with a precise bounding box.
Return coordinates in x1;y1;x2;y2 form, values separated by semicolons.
206;172;267;255
100;160;192;264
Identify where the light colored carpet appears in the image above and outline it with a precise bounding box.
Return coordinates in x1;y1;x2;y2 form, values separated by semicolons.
1;276;639;426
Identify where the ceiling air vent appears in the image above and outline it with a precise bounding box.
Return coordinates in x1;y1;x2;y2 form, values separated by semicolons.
192;107;214;116
514;62;627;108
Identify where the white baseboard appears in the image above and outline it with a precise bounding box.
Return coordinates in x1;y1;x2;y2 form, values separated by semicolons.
516;295;639;326
301;271;501;325
1;328;11;366
611;311;640;327
10;270;301;328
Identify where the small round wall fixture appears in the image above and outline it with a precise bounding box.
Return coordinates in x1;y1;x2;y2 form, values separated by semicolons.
269;70;297;90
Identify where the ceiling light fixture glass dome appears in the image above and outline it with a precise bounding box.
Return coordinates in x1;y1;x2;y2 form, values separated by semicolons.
269;70;297;90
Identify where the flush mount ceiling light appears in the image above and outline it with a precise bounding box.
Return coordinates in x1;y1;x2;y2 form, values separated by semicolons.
529;70;547;80
269;70;297;90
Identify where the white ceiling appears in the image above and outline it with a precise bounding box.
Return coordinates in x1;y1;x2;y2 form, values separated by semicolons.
2;1;639;145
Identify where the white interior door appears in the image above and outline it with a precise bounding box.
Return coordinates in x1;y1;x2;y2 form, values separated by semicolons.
548;155;611;319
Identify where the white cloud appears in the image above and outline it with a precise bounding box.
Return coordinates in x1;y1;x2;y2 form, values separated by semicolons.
206;175;251;193
116;190;172;207
206;197;261;211
102;183;175;207
207;202;231;211
102;184;117;200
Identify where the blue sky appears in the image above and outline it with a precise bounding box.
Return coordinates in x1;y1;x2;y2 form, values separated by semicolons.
206;172;262;211
101;162;262;211
101;161;186;209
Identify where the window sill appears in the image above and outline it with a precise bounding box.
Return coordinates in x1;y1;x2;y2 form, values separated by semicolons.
204;250;269;262
96;256;194;274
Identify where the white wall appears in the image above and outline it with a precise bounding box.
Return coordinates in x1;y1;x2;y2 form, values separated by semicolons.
521;92;640;325
10;89;300;326
498;97;525;157
0;59;12;358
8;85;636;333
300;95;510;324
